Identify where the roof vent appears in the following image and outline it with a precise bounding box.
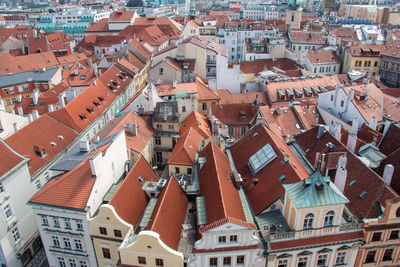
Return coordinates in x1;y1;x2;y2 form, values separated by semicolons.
79;140;90;152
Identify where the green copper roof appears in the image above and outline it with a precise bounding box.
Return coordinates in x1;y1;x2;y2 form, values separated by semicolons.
283;169;348;209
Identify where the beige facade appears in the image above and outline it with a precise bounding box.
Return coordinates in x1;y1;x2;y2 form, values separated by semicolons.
119;231;184;267
286;10;301;30
168;164;193;177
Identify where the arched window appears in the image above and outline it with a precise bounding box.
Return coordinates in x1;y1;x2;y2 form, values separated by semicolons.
324;211;335;227
303;213;314;229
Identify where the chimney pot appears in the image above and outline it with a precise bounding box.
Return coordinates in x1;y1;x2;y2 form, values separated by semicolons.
382;164;394;185
17;106;24;116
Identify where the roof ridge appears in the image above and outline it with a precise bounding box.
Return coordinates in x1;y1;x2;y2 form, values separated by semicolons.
210;143;229;219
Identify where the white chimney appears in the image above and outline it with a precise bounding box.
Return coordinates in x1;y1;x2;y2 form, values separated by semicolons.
314;152;321;168
28;114;33;123
173;80;177;88
33;90;39;105
58;95;65;108
0;100;5;111
163;109;167;121
17;94;22;102
369;116;377;131
334;155;347;193
347;118;359;152
334;123;341;141
79;140;90;152
17;106;24;116
48;104;54;113
382;164;394;185
350;117;359;135
94;63;98;77
33;29;37;38
364;87;370;100
32;110;39;120
126;123;138;136
13;122;19;132
89;157;97;177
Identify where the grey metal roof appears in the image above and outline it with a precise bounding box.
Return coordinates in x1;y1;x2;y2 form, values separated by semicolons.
283;170;349;209
196;196;207;226
138;198;158;229
153;102;179;123
0;67;59;88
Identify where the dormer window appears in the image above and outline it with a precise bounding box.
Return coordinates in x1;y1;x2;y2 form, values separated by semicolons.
86;107;94;113
98;97;105;102
111;81;118;86
93;101;100;107
33;146;46;157
79;114;87;121
303;213;314;229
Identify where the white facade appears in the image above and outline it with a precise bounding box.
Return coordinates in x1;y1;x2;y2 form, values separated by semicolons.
304;58;340;75
188;222;265;267
30;131;128;267
52;10;111;24
123;83;162;114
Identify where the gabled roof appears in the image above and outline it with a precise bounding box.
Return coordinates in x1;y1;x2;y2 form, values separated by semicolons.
379;124;400;156
5;115;78;175
63;68;95;87
168;127;204;166
294;127;399;218
29;160;94;210
198;143;254;232
0;52;58;76
0;139;28;178
97;64;133;96
109;9;136;22
146;177;188;250
289;31;327;44
230;124;309;214
283;169;349;209
180;111;211;139
109;156;157;226
96;110;154;154
212;103;258;125
57;52;88;66
216;90;268;105
307;49;339;64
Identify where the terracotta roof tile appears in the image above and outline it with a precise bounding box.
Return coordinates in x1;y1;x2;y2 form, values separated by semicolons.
379;124;400;156
5;115;78;175
357;124;383;145
378;148;400;195
109;156;157;226
259;105;305;137
0;139;27;178
212;103;258;125
0;52;59;75
168;127;204;166
146;177;188;250
240;58;301;74
198;143;253;232
180;111;211;139
290;31;327;44
307;49;339;64
216;90;268;105
29;160;94;210
230;124;309;214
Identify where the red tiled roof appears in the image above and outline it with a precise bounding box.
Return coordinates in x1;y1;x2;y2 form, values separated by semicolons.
27;34;49;54
29;160;94;210
57;52;88;66
379;124;400;156
198;143;254;233
168;127;204;166
293;104;321;130
0;139;27;178
193;243;260;253
109;10;136;22
216;90;268;105
97;64;133;96
97;110;154;154
348;43;384;57
5;115;78;175
230;124;309;214
378;148;400;195
270;231;364;251
307;49;339;64
63;68;95;87
240;58;300;74
109;156;157;225
147;177;188;250
180;111;211;139
86;18;110;33
357;124;383;145
127;17;182;40
290;31;327;44
294;127;399;218
212;103;258;125
0;52;59;75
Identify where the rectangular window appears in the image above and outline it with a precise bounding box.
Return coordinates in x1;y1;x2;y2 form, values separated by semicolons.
340;100;344;107
237;255;244;264
365;251;376;263
223;256;231;265
159;68;163;75
52;236;60;247
182;106;186;112
336;252;346;265
114;229;122;238
99;227;107;235
35;180;41;189
371;232;381;242
155;136;161;145
156;124;162;130
53;217;60;228
317;254;327;266
76;220;83;231
79;261;87;267
187;168;192;175
278;259;288;267
330;95;334;101
155;258;164;266
69;259;76;267
202;103;207;110
229;127;234;136
138;256;146;264
64;219;71;229
382;248;393;261
0;182;3;193
102;247;111;259
168;125;174;130
41;215;48;226
209;258;218;266
241;127;246;135
9;88;14;94
63;238;71;249
74;239;83;251
44;172;49;182
3;89;8;95
175;167;180;174
58;257;66;267
298;257;308;267
3;204;13;219
218;236;226;243
230;235;238;242
389;230;399;240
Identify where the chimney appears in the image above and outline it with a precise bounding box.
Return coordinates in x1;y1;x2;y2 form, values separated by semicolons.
126;123;138;136
369;116;377;131
173;80;177;88
346;119;358;153
350;117;358;135
89;157;97;177
33;29;37;38
48;104;54;113
275;106;281;115
58;95;65;108
88;57;93;67
320;153;326;173
17;106;24;116
28;114;33;123
0;100;5;111
334;155;347;193
32;110;39;120
17;94;22;102
364;87;370;101
79;140;90;152
13;122;19;132
315;114;319;124
334;123;341;141
94;63;98;77
382;164;394;185
10;110;15;115
95;136;100;143
283;153;290;164
314;152;321;168
252;178;259;187
317;125;326;139
32;90;39;105
334;84;341;107
255;94;259;105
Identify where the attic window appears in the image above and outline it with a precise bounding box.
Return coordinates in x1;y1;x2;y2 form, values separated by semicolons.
58;135;64;140
111;81;118;86
360;191;368;199
93;101;100;107
79;75;86;80
98;97;105;102
108;85;114;90
138;176;143;182
86;107;94;113
279;175;286;181
50;142;56;147
33;146;46;157
349;179;357;186
248;143;277;174
79;114;87;121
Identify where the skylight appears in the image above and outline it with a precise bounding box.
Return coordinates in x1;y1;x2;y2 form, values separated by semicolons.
248;143;277;174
